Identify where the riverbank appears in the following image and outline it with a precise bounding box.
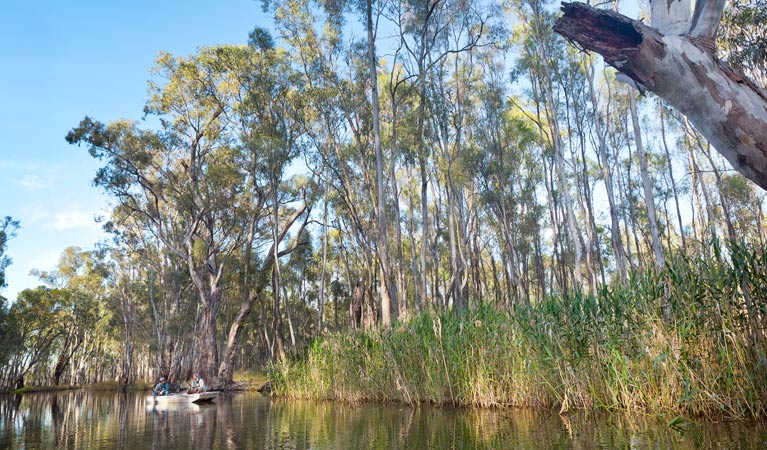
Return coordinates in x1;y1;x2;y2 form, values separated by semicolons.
11;381;152;394
271;246;767;419
8;370;268;395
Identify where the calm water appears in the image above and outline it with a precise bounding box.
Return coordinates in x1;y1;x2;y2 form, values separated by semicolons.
0;391;765;449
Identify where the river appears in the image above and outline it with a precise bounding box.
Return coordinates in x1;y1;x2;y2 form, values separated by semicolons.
0;391;765;449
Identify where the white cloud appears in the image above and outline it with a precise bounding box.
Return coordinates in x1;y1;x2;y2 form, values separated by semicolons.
52;211;100;231
19;174;48;190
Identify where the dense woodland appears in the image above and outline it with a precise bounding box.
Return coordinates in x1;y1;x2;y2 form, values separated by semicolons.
0;0;765;409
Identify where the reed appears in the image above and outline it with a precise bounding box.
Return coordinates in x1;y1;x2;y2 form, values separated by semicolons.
271;241;767;418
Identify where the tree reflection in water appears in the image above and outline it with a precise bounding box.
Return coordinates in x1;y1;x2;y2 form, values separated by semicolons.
0;391;765;449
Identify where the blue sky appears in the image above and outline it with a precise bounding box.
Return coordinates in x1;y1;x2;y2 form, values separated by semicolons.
0;0;271;301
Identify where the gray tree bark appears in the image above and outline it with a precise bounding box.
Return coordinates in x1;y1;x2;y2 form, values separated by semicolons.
586;56;627;282
366;0;396;326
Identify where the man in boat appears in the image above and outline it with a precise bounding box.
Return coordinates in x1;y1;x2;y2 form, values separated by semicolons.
153;376;169;397
186;373;206;394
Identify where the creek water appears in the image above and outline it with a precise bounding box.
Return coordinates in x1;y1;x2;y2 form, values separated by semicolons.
0;390;765;449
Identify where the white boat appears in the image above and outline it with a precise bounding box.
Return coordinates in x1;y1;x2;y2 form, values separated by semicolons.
145;402;208;413
145;391;219;404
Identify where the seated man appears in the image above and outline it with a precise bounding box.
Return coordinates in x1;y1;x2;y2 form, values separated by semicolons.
153;376;169;397
187;373;206;394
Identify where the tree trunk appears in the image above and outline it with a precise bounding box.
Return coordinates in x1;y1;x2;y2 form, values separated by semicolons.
700;140;738;242
659;105;688;253
554;2;767;191
688;131;720;246
120;292;134;388
217;203;309;382
366;0;396;327
196;297;221;384
586;55;628;283
386;89;408;318
529;6;583;289
630;90;665;269
52;340;70;386
318;172;329;334
147;271;166;376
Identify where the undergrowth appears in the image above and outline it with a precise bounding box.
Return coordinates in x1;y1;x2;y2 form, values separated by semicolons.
271;242;767;419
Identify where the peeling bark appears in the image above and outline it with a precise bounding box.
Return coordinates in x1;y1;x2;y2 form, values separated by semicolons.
689;0;726;45
554;2;767;191
650;0;690;36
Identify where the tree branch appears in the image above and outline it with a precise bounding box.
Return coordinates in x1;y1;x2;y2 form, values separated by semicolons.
554;1;767;191
688;0;727;49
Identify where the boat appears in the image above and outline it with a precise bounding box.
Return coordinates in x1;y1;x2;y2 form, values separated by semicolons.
146;401;205;413
145;391;219;405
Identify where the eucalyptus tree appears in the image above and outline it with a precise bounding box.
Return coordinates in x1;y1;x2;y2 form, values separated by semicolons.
104;209;196;381
290;0;399;325
585;60;628;283
4;287;63;389
389;0;449;309
560;50;603;291
0;217;17;382
513;0;583;290
427;0;496;309
0;295;20;390
274;0;371;327
381;51;417;317
106;243;175;387
110;251;139;387
684;127;721;248
215;34;314;376
658;103;689;253
475;68;544;305
364;0;399;326
717;173;767;244
33;247;109;385
267;0;348;327
68;47;253;384
718;0;767;89
0;216;19;291
390;0;489;309
267;0;397;327
1;247;111;388
629;92;665;269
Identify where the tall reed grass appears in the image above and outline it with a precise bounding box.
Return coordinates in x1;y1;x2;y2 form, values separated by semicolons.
271;241;767;418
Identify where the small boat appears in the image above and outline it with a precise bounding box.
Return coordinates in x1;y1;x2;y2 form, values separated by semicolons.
145;402;208;413
145;391;219;405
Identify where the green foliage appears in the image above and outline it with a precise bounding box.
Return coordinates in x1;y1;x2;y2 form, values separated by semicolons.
44;0;767;395
718;0;767;85
0;216;19;290
272;241;767;418
0;296;21;371
0;247;118;390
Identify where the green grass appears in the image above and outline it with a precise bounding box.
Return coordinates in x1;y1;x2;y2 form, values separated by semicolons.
13;384;81;394
12;381;154;394
271;241;767;419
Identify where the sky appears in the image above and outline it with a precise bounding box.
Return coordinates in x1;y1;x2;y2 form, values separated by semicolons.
0;0;272;302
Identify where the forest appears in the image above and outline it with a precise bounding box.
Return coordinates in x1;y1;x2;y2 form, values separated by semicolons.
0;0;766;418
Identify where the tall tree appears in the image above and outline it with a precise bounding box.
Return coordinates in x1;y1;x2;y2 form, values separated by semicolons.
68;47;251;384
629;91;665;269
0;216;19;292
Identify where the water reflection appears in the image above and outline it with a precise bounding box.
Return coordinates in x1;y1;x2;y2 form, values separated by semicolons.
0;391;765;449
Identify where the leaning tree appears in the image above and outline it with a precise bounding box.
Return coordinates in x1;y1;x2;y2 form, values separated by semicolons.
554;0;767;190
